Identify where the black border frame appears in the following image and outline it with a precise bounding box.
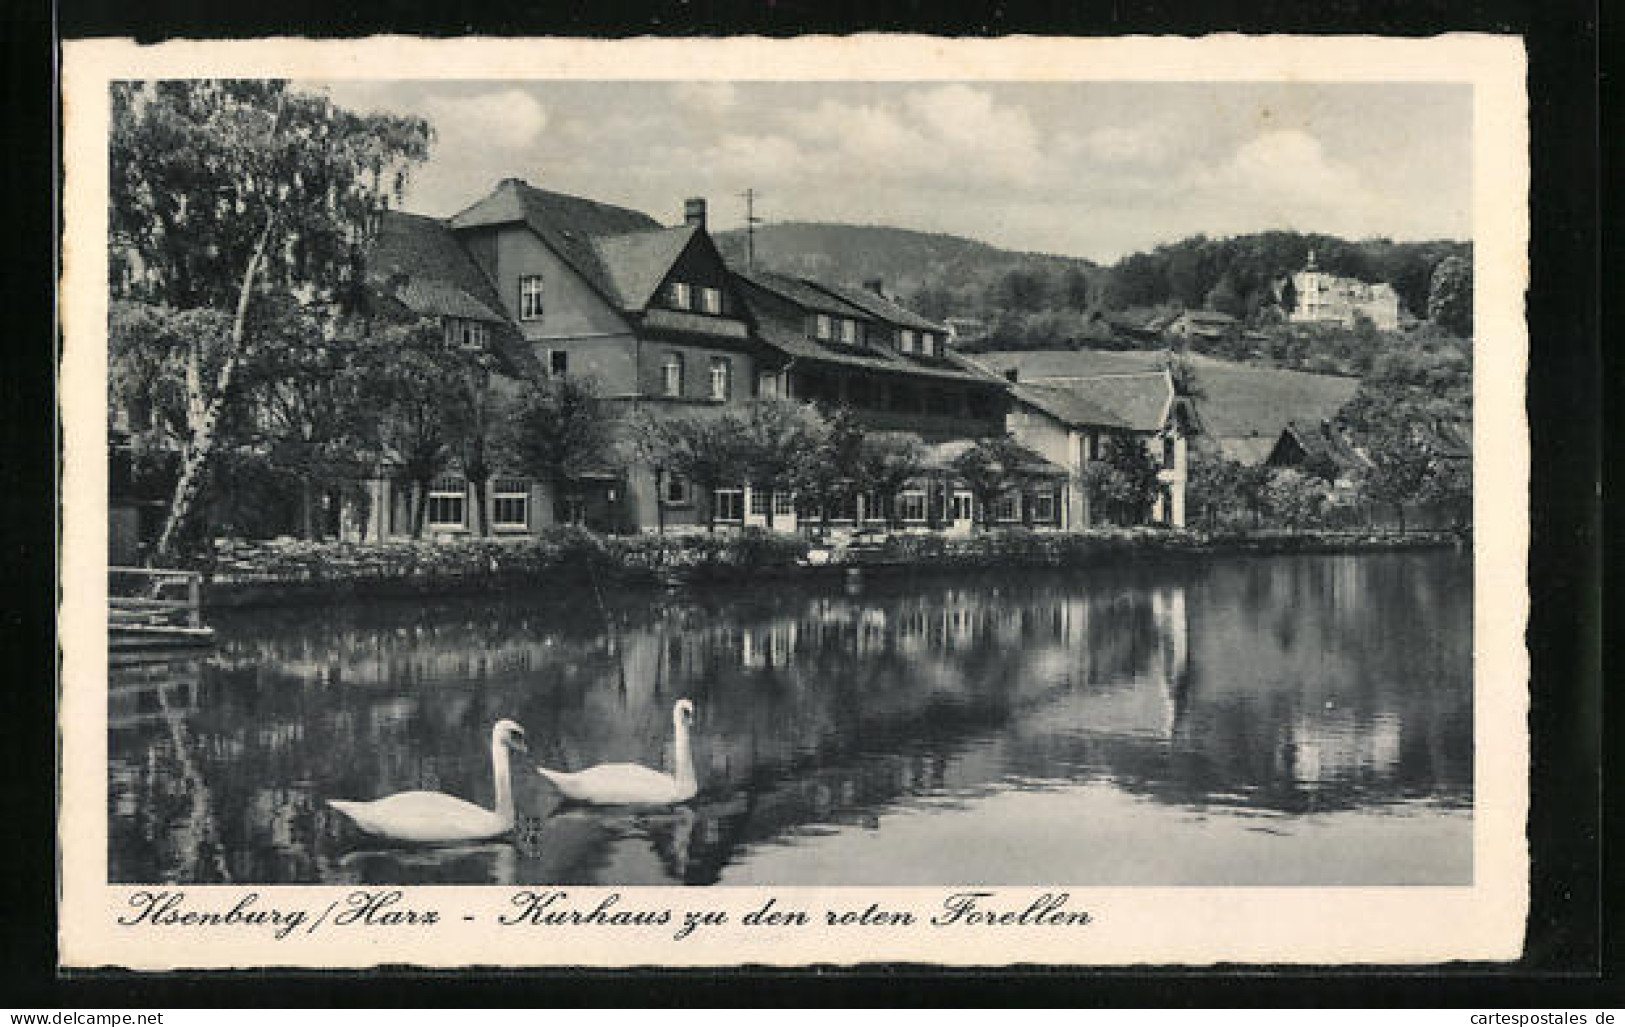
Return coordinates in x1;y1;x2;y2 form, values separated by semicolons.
7;0;1608;1006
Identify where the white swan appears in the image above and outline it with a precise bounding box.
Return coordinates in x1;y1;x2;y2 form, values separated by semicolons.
537;699;698;805
326;720;528;843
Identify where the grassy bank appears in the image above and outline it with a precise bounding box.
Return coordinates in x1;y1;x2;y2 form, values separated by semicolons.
198;525;1464;609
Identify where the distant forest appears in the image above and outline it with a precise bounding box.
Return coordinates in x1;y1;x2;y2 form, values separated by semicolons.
716;223;1472;361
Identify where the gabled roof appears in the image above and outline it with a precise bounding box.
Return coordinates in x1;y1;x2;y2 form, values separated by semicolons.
362;212;539;379
803;280;946;333
1033;373;1173;433
977;349;1361;443
735;269;876;319
1012;383;1131;430
748;309;999;385
1278;420;1374;473
449;178;665;313
367;211;507;322
592;225;700;311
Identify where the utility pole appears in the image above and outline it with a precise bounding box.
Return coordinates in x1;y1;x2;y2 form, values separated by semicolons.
741;188;762;271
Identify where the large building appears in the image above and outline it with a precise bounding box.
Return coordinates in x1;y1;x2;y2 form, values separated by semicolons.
352;178;1020;538
1288;251;1402;331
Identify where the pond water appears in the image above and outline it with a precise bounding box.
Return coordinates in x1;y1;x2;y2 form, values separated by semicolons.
109;551;1473;886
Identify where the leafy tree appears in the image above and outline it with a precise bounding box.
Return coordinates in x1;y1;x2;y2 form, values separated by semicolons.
1203;273;1246;318
734;398;830;529
788;405;867;530
854;433;928;527
1082;435;1162;526
950;434;1036;531
1359;427;1433;533
365;320;474;538
109;79;432;561
503;373;619;528
637;410;749;533
1427;255;1473;337
1262;468;1327;529
235;293;378;540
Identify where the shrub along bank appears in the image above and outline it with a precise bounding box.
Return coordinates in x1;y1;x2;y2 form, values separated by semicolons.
200;524;1462;609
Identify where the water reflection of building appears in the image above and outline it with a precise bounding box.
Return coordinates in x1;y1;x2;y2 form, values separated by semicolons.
109;559;1472;885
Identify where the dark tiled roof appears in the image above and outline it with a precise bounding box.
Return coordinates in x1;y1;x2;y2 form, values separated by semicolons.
593;225;700;311
1012;383;1131;430
803;279;946;333
449;179;664;312
1280;421;1374;473
392;277;505;322
977;349;1360;442
368;211;507;320
751;313;997;385
734;269;875;319
364;211;537;377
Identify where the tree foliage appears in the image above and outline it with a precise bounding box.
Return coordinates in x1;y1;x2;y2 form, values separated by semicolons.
1082;436;1162;526
108;79;433;560
503;373;619;527
1427;255;1474;338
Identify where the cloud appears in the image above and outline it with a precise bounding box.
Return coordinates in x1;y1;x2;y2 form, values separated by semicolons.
423;89;548;149
673;82;739;115
1210;129;1366;198
1071;124;1173;165
903;84;1041;177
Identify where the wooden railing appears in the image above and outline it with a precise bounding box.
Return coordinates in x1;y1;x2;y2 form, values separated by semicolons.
109;567;203;629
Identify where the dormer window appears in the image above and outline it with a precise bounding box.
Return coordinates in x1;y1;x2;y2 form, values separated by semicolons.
700;287;723;315
900;329;917;354
519;275;544;320
840;318;857;344
815;314;833;341
668;282;693;310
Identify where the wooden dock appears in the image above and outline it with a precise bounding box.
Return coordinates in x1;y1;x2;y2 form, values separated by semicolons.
109;567;214;650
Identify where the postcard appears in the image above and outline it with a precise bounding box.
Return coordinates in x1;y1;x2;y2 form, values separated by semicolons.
59;33;1528;968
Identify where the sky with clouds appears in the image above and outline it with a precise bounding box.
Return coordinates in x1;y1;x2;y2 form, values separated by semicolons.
311;79;1472;264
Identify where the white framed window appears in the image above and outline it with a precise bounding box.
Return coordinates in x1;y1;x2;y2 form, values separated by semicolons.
492;477;529;530
519;275;545;320
1032;491;1056;523
950;491;974;522
713;488;744;523
701;287;723;315
773;492;795;516
920;331;936;356
757;371;780;398
749;490;768;516
709;357;731;401
668;282;693;310
663;353;684;397
427;477;467;529
815;314;833;340
900;329;917;354
898;490;927;523
994;492;1021;523
840;318;857;344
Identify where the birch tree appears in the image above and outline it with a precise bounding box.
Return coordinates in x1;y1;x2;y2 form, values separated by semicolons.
109;80;432;562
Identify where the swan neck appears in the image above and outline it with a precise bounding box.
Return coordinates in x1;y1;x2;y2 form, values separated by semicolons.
673;717;696;794
491;734;515;824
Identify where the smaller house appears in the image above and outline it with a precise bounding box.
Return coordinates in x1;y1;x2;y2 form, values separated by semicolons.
1165;309;1239;344
1000;366;1198;528
944;316;988;346
1267;419;1375;495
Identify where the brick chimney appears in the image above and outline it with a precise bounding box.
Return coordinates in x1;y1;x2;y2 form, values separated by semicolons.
684;197;707;228
864;278;885;296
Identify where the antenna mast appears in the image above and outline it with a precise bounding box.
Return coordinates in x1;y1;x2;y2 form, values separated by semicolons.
741;188;763;271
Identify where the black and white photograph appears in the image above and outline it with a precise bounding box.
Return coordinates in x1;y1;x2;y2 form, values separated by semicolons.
59;34;1530;967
